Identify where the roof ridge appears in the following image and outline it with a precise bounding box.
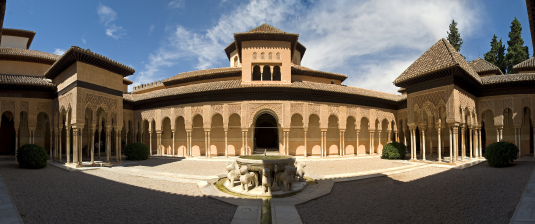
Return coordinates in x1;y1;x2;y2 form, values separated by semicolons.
441;38;459;66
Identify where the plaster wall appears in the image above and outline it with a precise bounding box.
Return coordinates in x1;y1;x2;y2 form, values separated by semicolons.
0;36;29;49
0;60;51;76
241;41;292;84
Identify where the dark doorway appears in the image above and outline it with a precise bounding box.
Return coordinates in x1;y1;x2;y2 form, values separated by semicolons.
0;112;15;155
254;113;278;150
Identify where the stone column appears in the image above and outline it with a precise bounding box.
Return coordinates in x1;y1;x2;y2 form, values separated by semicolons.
78;126;83;164
149;131;153;156
449;127;453;163
403;129;407;146
90;127;95;165
304;129;308;157
421;128;426;161
117;130;121;161
411;129;416;160
241;131;245;156
72;127;79;165
339;131;343;156
49;129;53;160
437;126;442;162
500;128;503;141
356;129;360;156
54;128;58;160
342;131;345;156
370;132;375;155
106;127;111;163
224;130;228;158
66;127;70;164
387;130;392;144
477;128;483;157
469;128;473;159
157;131;162;156
206;130;211;157
98;128;102;159
461;126;465;161
245;131;248;156
496;128;500;142
453;125;459;163
172;130;175;156
14;128;19;160
59;127;62;161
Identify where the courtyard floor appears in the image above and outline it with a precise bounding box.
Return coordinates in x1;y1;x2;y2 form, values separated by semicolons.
0;156;532;223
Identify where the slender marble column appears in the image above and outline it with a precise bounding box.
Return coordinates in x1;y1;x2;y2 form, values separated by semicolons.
66;127;70;164
98;128;102;159
149;131;153;156
449;127;453;163
342;131;345;156
422;128;426;161
438;127;442;162
339;131;343;156
78;127;83;164
207;131;211;157
90;127;95;164
73;128;79;165
225;130;228;157
117;130;121;161
469;128;473;158
106;127;111;163
304;130;307;157
453;126;459;163
172;130;175;156
370;132;375;155
245;131;248;156
356;130;359;156
461;126;465;161
478;128;483;158
59;127;62;161
157;131;162;156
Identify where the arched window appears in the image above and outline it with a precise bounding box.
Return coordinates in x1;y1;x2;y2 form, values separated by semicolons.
261;52;265;59
252;65;261;80
262;65;271;81
253;52;257;59
269;52;272;60
276;52;280;60
273;65;281;81
234;56;238;67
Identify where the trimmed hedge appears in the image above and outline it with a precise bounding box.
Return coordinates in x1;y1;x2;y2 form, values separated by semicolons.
484;141;518;167
124;142;150;160
17;144;48;169
381;142;407;160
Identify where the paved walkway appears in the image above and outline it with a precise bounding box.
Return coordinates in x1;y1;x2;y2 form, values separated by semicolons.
0;174;23;224
510;165;535;223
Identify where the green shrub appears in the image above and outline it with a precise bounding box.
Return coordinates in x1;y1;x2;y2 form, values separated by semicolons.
484;141;518;167
381;142;407;160
124;142;150;160
17;144;48;169
381;144;400;160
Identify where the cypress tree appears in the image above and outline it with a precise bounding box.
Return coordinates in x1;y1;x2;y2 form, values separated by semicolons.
505;17;529;74
484;35;506;73
447;20;464;58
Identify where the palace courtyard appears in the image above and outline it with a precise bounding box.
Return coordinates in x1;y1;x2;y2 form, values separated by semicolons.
0;156;532;223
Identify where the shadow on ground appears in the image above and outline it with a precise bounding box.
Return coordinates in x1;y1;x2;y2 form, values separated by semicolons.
0;162;235;224
296;161;534;224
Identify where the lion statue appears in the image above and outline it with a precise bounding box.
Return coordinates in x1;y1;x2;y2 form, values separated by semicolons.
277;165;295;192
295;161;306;182
239;165;258;192
261;167;272;195
226;161;240;187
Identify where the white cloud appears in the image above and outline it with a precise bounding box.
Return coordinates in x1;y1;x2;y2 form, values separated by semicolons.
97;3;126;39
136;0;481;94
168;0;185;9
149;25;155;35
53;48;65;55
81;38;86;44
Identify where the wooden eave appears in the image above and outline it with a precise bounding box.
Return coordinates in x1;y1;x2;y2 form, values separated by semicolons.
291;67;347;81
44;46;135;79
224;41;237;60
296;41;306;58
163;70;242;86
2;28;36;49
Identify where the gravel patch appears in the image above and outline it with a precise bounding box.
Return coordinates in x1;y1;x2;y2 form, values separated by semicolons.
297;161;535;224
125;158;228;176
0;162;236;224
304;157;409;176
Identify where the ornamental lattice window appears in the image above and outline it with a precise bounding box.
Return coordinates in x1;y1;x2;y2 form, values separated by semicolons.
253;52;257;59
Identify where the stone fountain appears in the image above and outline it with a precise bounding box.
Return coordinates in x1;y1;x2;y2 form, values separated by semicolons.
224;153;307;196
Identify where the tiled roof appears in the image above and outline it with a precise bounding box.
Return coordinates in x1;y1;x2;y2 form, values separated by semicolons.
394;38;480;85
129;79;403;102
2;28;36;49
291;65;347;81
245;23;286;34
469;57;503;75
123;78;133;85
512;57;535;72
44;46;135;79
481;73;535;85
0;47;60;64
163;67;242;86
0;73;55;88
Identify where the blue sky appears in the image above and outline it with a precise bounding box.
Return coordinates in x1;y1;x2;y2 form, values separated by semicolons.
3;0;533;93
